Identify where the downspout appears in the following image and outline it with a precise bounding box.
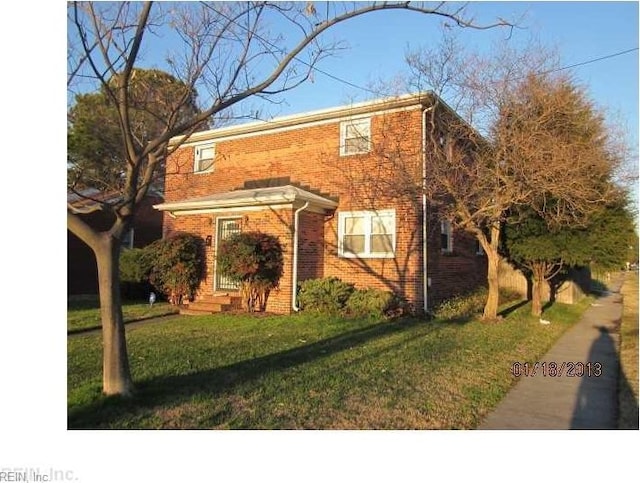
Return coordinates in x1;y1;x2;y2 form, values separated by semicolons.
291;201;310;312
421;106;433;314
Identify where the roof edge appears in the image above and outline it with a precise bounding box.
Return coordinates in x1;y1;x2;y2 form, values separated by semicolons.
171;92;435;146
154;185;338;213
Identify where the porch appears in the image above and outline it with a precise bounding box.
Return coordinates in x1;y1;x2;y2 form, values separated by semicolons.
154;183;338;314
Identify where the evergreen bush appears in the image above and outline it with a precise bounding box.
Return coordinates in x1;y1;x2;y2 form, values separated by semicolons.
346;288;405;318
297;277;354;314
217;232;284;312
144;233;204;305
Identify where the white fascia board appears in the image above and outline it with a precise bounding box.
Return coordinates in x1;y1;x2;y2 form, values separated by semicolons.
164;204;294;217
171;93;433;147
153;185;338;214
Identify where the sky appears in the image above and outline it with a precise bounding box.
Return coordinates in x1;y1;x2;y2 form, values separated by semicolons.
1;2;638;483
257;1;639;138
137;1;639;202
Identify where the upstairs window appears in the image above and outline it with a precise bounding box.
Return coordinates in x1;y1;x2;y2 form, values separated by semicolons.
338;210;395;258
340;118;371;156
441;220;453;253
194;143;215;173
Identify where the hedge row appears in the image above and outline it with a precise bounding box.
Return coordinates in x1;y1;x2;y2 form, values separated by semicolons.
297;277;405;318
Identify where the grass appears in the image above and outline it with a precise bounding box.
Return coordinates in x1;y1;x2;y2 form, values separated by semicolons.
618;271;639;429
67;300;179;332
68;295;594;429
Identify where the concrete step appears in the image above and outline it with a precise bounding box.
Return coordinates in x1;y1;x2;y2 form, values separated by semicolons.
209;295;237;305
180;294;242;315
179;307;218;316
187;302;226;312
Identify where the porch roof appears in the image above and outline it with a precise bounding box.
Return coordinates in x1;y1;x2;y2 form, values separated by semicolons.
153;185;338;215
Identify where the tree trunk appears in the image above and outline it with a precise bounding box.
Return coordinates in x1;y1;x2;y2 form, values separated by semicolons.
483;250;500;320
95;235;134;396
530;262;546;318
482;223;502;320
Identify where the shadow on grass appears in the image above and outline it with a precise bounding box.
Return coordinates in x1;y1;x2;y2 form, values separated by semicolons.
498;300;528;318
68;317;438;428
67;313;181;336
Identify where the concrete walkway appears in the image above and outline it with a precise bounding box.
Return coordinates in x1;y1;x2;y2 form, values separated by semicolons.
68;313;182;337
479;273;625;429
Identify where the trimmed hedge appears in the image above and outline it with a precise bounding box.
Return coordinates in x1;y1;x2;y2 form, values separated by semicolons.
298;277;405;318
345;288;405;317
298;277;354;314
432;287;522;321
144;233;204;305
216;231;284;312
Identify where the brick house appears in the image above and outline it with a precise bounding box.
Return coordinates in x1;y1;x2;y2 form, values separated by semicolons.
155;93;486;314
68;188;164;297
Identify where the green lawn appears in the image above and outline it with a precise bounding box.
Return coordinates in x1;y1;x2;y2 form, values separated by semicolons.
618;271;639;429
68;298;592;429
67;300;179;332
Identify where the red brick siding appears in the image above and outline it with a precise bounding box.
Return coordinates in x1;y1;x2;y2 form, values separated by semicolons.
321;199;424;310
165;207;295;314
164;110;423;208
163;107;485;313
297;211;325;282
426;223;487;306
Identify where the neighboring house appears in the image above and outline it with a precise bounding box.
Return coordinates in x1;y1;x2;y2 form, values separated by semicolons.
155;93;486;314
67;188;164;297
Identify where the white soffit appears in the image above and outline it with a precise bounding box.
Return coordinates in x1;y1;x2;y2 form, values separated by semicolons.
154;185;338;215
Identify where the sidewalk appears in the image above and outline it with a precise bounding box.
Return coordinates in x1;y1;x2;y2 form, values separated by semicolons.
479;273;625;429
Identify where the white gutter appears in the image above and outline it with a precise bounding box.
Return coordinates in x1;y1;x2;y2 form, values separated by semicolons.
421;106;434;313
170;92;433;147
291;201;310;312
153;185;337;213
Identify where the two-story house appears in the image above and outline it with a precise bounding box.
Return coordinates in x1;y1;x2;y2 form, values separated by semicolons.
155;93;486;314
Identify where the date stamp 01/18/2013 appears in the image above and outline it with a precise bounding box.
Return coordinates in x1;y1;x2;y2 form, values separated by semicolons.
510;361;603;378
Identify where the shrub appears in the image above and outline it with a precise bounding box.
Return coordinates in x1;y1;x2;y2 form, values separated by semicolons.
119;248;149;283
345;288;405;318
119;247;156;301
432;287;523;321
499;287;524;305
216;232;284;312
144;233;204;305
432;287;489;321
297;277;354;314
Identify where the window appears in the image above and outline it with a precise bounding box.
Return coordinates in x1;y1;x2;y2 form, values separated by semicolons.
121;228;134;249
194;143;215;172
475;239;485;256
340;118;371;156
338;210;395;258
441;220;453;253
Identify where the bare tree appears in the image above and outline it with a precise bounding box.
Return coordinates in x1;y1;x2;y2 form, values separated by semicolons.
67;1;513;395
401;34;624;320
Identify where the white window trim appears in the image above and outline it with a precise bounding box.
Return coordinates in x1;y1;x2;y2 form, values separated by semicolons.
475;239;485;256
441;220;453;254
338;209;395;259
339;117;371;156
194;142;215;173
